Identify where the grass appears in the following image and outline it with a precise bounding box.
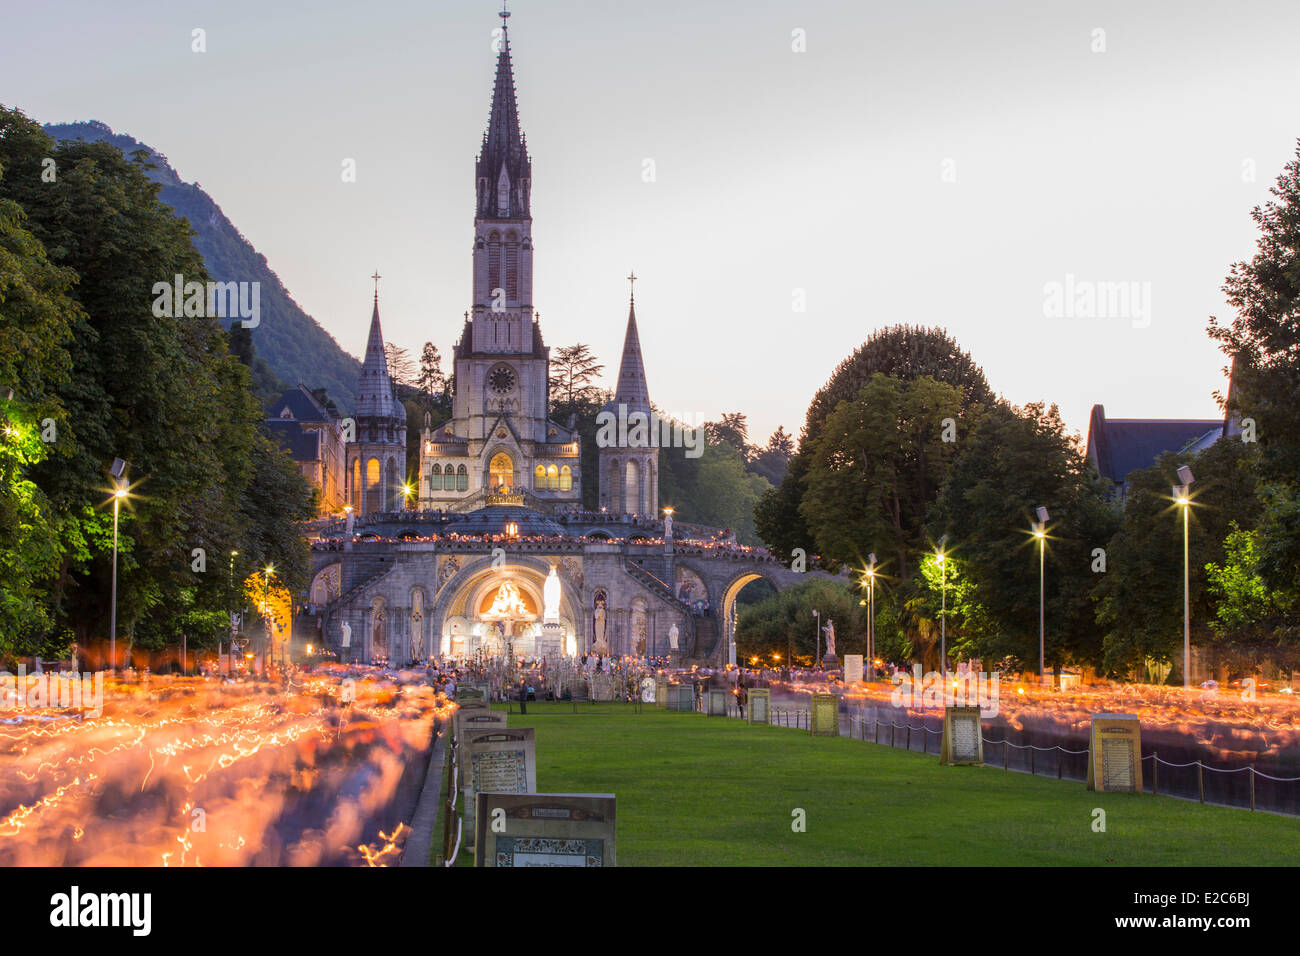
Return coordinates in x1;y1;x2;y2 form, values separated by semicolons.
500;701;1299;866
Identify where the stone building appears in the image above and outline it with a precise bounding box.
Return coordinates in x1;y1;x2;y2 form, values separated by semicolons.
298;11;823;668
346;292;407;516
416;18;587;514
265;385;347;514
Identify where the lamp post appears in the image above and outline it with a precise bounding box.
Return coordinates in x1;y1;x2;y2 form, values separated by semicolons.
1031;506;1050;684
864;553;877;678
936;536;948;678
812;609;820;669
1174;465;1194;690
108;458;128;673
262;564;275;676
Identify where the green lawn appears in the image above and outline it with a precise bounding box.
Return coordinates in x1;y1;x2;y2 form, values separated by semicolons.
500;701;1299;866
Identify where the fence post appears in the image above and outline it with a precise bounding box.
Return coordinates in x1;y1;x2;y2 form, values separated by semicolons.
1031;748;1036;776
891;723;895;748
1250;767;1256;812
906;726;911;751
1057;749;1063;779
1003;740;1009;770
1152;755;1158;795
1198;763;1205;804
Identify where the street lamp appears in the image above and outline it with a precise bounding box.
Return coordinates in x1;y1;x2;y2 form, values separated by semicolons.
108;458;128;673
1173;465;1194;690
863;553;877;678
812;609;820;669
936;535;948;677
1033;506;1049;683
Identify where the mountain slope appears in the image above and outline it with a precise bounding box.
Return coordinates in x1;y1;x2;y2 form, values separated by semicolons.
43;120;360;413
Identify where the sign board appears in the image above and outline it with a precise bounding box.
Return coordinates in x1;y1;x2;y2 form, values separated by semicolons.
939;705;984;765
591;673;615;701
462;728;536;851
1086;713;1143;793
475;793;616;867
654;678;669;707
747;688;770;725
706;688;728;716
843;654;864;684
809;692;839;736
670;684;694;712
640;677;657;703
456;682;491;710
455;708;507;739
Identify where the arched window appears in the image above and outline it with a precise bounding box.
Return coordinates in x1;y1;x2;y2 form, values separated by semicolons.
489;452;514;492
430;464;442;491
546;464;559;490
624;459;641;515
534;464;546;489
560;465;572;491
456;464;468;491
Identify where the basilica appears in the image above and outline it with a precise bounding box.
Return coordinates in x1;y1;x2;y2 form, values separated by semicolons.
339;10;652;519
301;11;810;666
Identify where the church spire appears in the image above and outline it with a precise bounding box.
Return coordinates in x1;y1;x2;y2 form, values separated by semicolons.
356;274;397;420
477;4;530;219
614;272;651;410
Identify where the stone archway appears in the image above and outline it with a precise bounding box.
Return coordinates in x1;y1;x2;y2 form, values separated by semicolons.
427;554;584;660
719;570;781;668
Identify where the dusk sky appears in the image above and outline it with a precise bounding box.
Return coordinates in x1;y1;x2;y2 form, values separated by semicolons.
6;0;1300;446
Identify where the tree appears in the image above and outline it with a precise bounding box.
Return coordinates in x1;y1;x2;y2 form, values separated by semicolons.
928;402;1119;674
705;413;751;459
550;344;604;405
416;342;447;407
1093;439;1261;678
0;106;314;660
1208;140;1300;599
0;182;78;653
758;326;992;568
385;343;416;387
799;374;964;576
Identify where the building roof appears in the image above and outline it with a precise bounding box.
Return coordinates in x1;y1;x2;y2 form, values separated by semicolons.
1086;404;1224;485
266;384;338;424
265;419;321;462
476;17;531;219
612;294;651;411
355;296;400;422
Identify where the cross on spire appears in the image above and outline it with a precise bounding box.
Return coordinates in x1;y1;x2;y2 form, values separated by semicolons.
371;270;381;302
627;270;637;302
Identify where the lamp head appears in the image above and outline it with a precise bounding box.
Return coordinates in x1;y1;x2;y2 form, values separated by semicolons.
110;458;128;480
1177;464;1194;486
1035;506;1049;524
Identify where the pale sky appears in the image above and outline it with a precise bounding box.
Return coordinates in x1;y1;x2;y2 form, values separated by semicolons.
5;0;1300;448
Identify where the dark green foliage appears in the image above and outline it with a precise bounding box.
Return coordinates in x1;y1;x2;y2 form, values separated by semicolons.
42;121;361;413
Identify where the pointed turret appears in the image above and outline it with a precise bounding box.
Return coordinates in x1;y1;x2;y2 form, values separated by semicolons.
356;293;397;420
476;12;531;219
614;286;650;411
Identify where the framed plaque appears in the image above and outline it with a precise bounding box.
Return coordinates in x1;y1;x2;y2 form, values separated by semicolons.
810;692;839;736
1086;714;1143;793
747;688;770;725
939;705;983;765
475;793;616;867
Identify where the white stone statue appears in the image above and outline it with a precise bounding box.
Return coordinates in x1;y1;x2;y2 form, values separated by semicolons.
668;623;679;651
341;620;352;648
663;511;673;539
345;509;355;536
822;620;836;658
592;594;609;654
544;565;561;622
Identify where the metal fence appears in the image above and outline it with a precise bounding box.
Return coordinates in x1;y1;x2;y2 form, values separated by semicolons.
723;700;1300;816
